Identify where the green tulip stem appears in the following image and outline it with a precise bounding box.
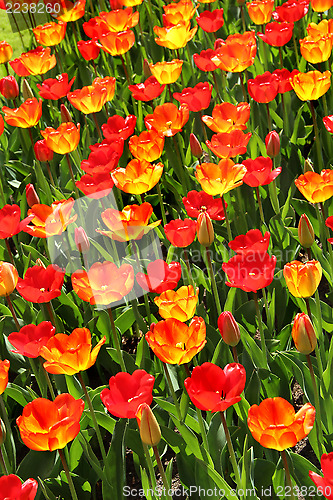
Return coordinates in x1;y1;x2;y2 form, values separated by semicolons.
92;113;103;142
65;154;80;199
5;239;15;266
6;294;20;329
58;449;79;500
156;182;167;226
107;307;126;372
255;187;266;227
0;447;8;474
205;247;222;316
142;442;157;491
77;372;108;465
39;359;56;400
308;101;324;172
253;292;267;362
232;346;239;363
152;445;173;500
220;411;242;493
221;195;232;242
163;363;182;422
292;32;300;68
281;451;296;500
306;355;325;457
183;248;195;290
239;72;248;102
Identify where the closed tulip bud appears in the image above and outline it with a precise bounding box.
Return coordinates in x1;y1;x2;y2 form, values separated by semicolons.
298;214;315;248
265;131;280;158
304;158;314;173
218;311;241;346
292;313;317;354
197;211;214;247
143;59;152;78
0;76;19;100
190;133;203;158
0;419;6;445
75;227;90;254
34;139;54;162
25;183;40;207
60;104;73;123
136;403;161;446
22;79;34;101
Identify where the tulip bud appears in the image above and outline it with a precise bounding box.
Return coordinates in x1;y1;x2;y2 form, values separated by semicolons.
25;183;40;208
197;211;214;247
136;403;161;447
298;214;315;248
190;133;203;159
218;311;241;346
0;419;6;446
291;312;317;355
75;227;90;254
304;158;314;173
0;262;18;297
0;76;19;100
34;140;54;163
60;104;73;123
143;59;152;78
22;79;34;101
265;131;280;158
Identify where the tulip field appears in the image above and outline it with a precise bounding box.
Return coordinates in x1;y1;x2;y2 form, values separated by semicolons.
2;0;333;498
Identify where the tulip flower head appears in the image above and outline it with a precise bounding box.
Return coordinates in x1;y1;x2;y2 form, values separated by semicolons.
111;159;164;194
16;393;84;451
184;362;246;411
229;229;271;255
196;159;247;196
206;130;251;159
8;322;55;358
242;156;282;186
223;252;277;292
257;21;294;46
144;102;189;137
0;41;13;64
183;190;226;220
283;260;322;298
0;204;33;239
0;474;38;500
154;285;199;322
41;122;80;155
2;98;42;129
16;265;65;303
33;21;67;46
202;102;251;133
128;76;165;101
100;370;155;418
272;0;309;23
146;317;206;364
0;262;18;297
246;0;274;24
295;169;333;203
292;313;317;355
136;260;182;293
136;403;161;447
309;452;333;497
24;199;77;238
164;218;197;247
37;73;75;100
0;75;19;99
153;22;197;50
196;8;224;33
173;82;212;112
298;214;315;248
102;114;136;141
218;311;241;346
247;397;315;451
290;70;331;101
212;31;257;72
149;59;183;84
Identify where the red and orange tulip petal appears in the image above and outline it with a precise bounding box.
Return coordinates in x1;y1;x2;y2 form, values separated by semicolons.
154;285;199;322
2;98;42;128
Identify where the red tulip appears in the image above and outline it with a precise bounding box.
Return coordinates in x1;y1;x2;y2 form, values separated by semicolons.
183;190;226;220
0;76;19;100
273;68;296;93
0;204;33;239
37;73;75;100
272;0;309;22
248;71;279;103
76;172;114;199
184;362;246;411
128;76;165;101
228;229;271;255
323;115;333;133
218;311;241;346
173;82;212;112
265;130;280;157
102;114;137;141
8;321;55;358
193;49;218;72
25;184;40;208
136;260;182;293
0;474;38;500
77;39;100;60
242;156;282;186
164;219;197;247
16;264;65;303
257;22;294;46
206;130;252;159
100;370;155;418
196;9;224;33
80;139;124;175
309;452;333;499
222;252;277;292
34;139;54;162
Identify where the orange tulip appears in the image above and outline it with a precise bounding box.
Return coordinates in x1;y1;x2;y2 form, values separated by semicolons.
71;261;134;306
145;317;206;364
202;102;251;133
163;0;196;25
96;202;161;241
149;59;183;84
144;102;189;137
40;328;106;375
310;0;333;11
19;47;57;76
154;285;199;322
53;0;86;22
33;22;67;46
283;260;322;298
0;41;13;64
247;397;315;451
24;199;77;238
111;159;164;194
2;98;42;128
295;169;333;203
299;35;332;64
0;359;9;395
16;393;84;451
129;130;165;162
67;84;108;114
212;31;257;72
196;159;247;196
290;70;331;101
154;23;197;50
40;122;80;154
307;19;333;38
206;130;252;159
246;0;274;24
0;262;18;296
92;76;116;101
99;30;135;56
99;7;139;31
